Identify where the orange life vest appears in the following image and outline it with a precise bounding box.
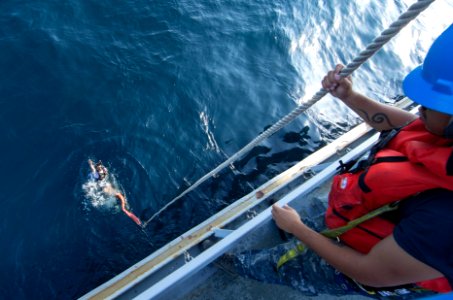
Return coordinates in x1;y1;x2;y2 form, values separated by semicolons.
326;118;453;292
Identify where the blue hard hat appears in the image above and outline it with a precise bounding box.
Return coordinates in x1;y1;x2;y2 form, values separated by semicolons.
403;23;453;115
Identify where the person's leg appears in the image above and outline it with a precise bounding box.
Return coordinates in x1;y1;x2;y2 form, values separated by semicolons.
227;196;364;295
230;240;358;297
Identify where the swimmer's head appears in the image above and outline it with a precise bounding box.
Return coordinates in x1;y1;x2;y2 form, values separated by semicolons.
95;160;108;180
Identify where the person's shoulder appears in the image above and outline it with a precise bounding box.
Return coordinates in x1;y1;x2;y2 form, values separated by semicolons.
419;188;453;199
402;188;453;214
88;172;99;181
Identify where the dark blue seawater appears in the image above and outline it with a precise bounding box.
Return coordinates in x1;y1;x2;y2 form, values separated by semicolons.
0;0;451;298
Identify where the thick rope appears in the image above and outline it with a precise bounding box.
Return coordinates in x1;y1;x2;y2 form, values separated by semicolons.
143;0;435;227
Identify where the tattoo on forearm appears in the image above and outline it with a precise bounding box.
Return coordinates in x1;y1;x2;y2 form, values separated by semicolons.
358;109;395;127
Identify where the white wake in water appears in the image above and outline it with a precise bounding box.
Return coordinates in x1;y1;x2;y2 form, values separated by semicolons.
82;175;122;212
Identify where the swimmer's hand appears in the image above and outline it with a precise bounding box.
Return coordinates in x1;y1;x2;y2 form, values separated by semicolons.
88;159;96;172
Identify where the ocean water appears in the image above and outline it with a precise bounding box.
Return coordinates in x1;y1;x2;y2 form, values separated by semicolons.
0;0;451;298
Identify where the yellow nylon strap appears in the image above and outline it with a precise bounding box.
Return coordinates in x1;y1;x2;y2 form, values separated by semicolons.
276;202;399;270
276;243;306;269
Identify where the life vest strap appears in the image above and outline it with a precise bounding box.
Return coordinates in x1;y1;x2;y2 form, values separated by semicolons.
358;156;409;193
276;202;399;270
339;128;404;176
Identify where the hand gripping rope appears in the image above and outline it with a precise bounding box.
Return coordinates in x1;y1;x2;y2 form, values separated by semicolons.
142;0;435;227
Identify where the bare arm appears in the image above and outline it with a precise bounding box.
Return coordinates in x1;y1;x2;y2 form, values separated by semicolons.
322;65;417;131
341;92;417;131
88;159;96;173
272;204;443;287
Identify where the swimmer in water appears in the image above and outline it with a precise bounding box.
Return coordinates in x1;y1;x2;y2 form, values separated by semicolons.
87;159;142;226
88;159;108;181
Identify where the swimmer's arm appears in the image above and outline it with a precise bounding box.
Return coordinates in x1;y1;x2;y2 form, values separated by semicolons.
88;159;96;173
272;204;443;287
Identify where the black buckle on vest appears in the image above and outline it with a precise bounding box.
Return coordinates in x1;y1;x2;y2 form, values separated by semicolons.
336;159;357;173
